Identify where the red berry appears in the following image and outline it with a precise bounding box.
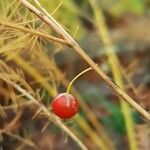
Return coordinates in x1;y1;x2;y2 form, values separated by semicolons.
51;93;79;119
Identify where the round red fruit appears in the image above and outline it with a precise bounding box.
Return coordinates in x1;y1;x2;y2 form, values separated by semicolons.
51;93;79;119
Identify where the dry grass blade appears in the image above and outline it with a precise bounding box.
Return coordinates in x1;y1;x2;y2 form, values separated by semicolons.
18;0;150;120
0;22;69;45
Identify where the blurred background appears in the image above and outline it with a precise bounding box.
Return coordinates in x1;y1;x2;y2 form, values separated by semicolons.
0;0;150;150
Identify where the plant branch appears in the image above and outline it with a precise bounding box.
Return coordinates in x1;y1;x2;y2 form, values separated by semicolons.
18;0;150;120
0;22;69;45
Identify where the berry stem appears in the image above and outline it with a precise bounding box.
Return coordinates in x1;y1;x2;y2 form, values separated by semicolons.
66;67;92;94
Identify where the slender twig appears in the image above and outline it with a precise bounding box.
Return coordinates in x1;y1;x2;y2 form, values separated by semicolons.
0;22;69;45
18;0;150;120
66;67;92;93
0;77;88;150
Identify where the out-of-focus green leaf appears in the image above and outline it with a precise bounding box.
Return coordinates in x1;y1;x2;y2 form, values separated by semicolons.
100;0;146;16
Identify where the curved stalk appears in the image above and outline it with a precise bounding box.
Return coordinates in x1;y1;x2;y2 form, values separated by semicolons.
66;67;92;94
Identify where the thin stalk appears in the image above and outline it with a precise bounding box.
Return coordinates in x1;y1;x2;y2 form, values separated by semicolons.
66;67;92;94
